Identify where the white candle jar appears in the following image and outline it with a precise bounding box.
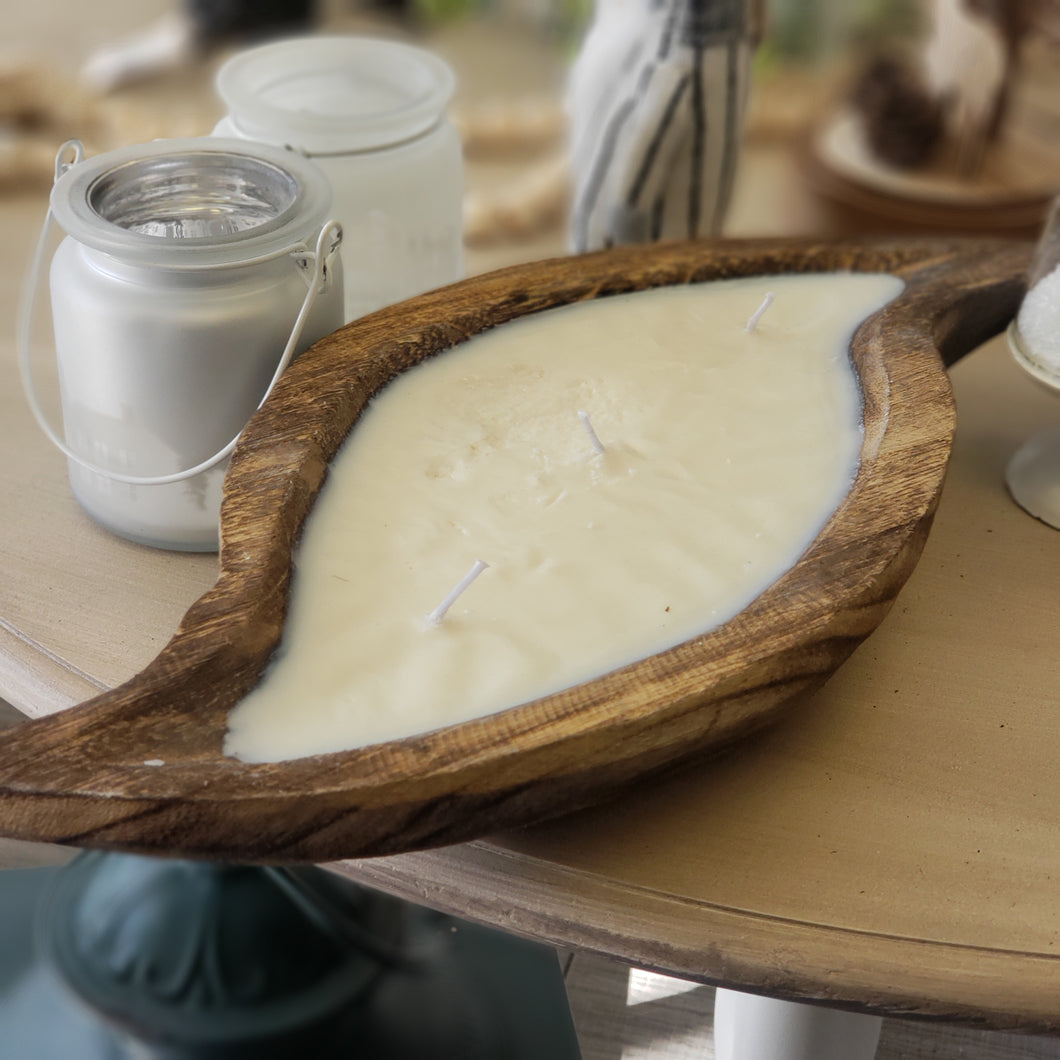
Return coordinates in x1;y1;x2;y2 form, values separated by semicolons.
1005;195;1060;529
214;36;464;323
28;137;343;552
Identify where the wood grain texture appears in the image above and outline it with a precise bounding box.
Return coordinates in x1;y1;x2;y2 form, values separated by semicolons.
0;237;1032;863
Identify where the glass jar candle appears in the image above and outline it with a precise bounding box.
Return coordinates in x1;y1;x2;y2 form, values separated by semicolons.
1010;196;1060;384
1005;195;1060;528
25;137;343;552
214;36;464;323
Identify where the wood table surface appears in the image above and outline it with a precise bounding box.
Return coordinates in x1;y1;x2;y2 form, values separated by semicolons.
1;139;1058;1034
336;324;1060;1032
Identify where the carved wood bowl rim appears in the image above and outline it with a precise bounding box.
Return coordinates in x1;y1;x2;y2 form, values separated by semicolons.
0;235;1031;862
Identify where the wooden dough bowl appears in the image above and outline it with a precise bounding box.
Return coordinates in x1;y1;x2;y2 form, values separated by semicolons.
0;237;1031;863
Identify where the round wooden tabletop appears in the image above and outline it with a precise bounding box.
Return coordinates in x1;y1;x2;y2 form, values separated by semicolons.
334;332;1060;1033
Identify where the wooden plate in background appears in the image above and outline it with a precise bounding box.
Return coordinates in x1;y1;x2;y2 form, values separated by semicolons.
804;110;1058;234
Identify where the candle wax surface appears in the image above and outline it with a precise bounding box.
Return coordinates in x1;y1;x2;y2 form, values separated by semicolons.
226;271;903;762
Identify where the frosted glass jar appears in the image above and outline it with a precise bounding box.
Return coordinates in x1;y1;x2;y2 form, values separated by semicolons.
214;36;464;323
38;137;343;552
1005;195;1060;529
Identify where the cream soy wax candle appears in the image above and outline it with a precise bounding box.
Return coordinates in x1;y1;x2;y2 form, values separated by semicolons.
225;270;903;763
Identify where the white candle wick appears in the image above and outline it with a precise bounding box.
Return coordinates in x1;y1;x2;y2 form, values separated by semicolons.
578;409;606;456
745;291;775;333
426;558;490;627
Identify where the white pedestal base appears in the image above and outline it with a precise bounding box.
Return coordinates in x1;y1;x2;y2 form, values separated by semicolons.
1005;427;1060;529
714;989;882;1060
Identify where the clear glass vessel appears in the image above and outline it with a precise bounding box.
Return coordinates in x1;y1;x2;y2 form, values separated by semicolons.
1006;195;1060;528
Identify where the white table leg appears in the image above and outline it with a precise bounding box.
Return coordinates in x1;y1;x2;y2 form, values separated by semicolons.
714;988;882;1060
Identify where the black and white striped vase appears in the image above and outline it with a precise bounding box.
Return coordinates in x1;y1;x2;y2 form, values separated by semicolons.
568;0;760;252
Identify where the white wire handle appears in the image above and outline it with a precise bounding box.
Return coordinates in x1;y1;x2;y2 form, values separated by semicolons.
17;140;342;487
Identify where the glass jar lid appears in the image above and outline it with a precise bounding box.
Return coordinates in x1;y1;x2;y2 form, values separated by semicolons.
215;36;456;155
50;138;333;269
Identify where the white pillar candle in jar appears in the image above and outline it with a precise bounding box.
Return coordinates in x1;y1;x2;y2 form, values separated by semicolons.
214;36;464;323
226;270;903;762
43;138;343;551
